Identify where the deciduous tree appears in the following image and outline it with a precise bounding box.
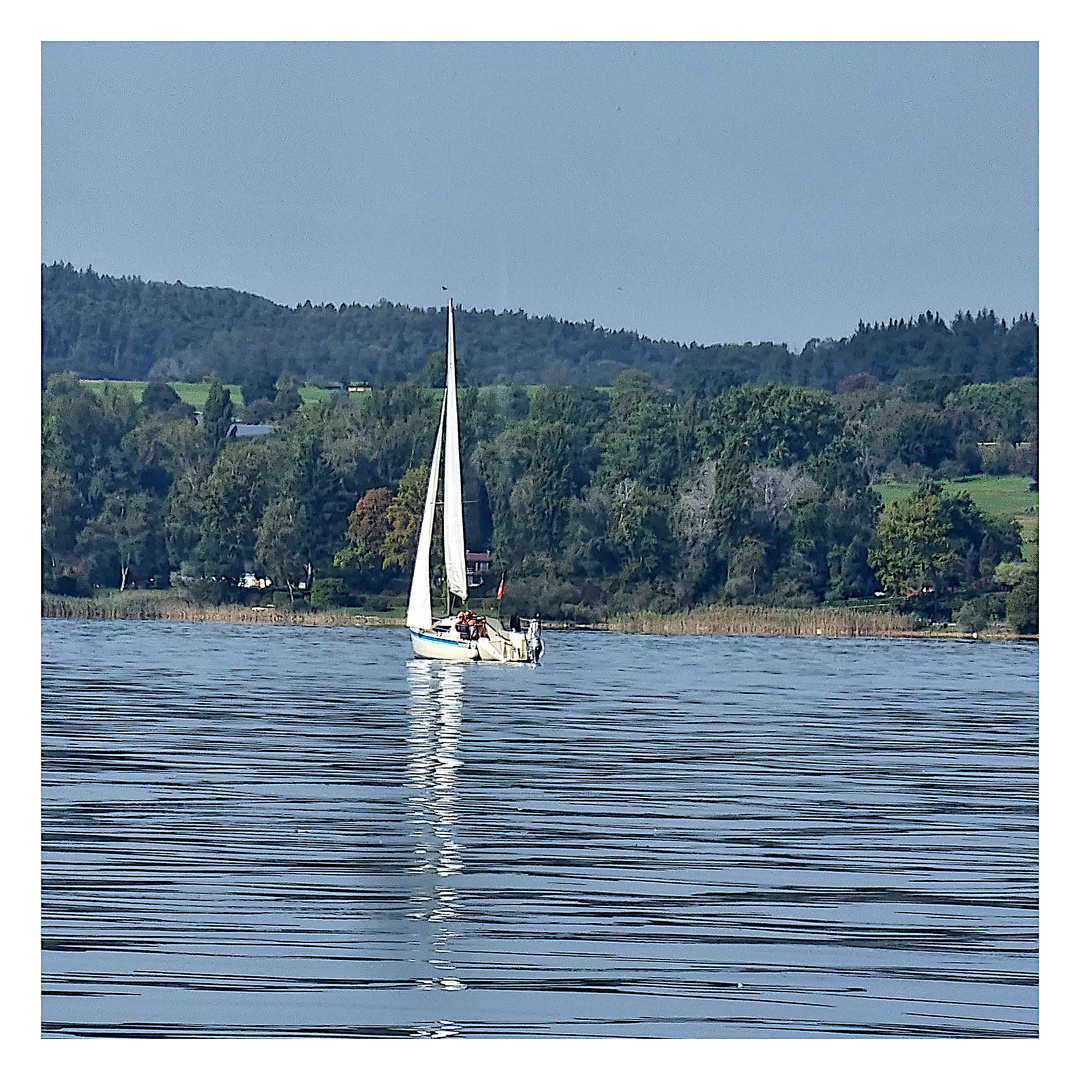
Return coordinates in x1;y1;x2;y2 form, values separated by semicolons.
381;469;429;571
193;441;273;582
256;497;309;601
75;492;166;589
334;487;393;573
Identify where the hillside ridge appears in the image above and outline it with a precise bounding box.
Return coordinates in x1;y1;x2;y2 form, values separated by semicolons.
42;262;1037;392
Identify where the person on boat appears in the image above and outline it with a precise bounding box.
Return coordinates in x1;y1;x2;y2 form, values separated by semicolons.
455;613;469;640
476;616;488;638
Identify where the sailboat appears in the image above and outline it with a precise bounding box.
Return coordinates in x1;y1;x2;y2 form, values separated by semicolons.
407;302;543;663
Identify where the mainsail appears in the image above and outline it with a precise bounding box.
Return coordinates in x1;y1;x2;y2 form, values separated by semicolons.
442;304;469;603
406;392;447;630
406;298;543;663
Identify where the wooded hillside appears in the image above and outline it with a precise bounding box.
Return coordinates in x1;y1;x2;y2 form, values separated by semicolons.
42;263;1037;392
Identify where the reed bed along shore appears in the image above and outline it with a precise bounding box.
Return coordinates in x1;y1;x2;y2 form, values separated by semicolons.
41;592;399;627
42;594;1028;640
605;605;920;638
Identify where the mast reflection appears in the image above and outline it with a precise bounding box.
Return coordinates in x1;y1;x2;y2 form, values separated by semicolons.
406;659;467;1018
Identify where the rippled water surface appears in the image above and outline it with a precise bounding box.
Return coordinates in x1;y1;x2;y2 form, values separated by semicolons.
41;620;1038;1037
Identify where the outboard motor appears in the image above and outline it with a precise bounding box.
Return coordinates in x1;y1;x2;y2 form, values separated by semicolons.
526;616;544;662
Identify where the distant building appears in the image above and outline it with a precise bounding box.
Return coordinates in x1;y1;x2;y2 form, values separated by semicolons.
466;551;495;587
348;385;372;394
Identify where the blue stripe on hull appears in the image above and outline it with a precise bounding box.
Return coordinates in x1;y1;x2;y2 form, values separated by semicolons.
410;630;472;647
409;630;478;661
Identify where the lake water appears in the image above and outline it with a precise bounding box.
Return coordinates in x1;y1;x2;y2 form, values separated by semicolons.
41;621;1038;1038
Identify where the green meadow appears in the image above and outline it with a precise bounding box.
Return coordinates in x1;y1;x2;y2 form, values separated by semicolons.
82;379;335;409
873;474;1039;561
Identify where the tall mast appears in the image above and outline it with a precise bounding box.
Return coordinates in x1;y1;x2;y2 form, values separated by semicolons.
442;301;469;606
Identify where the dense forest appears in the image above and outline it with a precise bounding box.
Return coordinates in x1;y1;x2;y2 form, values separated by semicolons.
41;260;1038;632
41;366;1038;632
42;263;1038;392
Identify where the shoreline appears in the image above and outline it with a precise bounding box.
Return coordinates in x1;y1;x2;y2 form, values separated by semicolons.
598;606;1032;641
40;593;1035;641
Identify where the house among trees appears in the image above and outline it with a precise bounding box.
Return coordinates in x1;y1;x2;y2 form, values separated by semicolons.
466;551;495;587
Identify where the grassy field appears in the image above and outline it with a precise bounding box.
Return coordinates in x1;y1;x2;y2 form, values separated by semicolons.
81;380;601;411
82;379;335;409
873;474;1039;560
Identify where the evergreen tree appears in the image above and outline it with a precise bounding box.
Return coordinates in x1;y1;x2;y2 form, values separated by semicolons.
142;380;182;414
201;377;235;460
240;368;278;407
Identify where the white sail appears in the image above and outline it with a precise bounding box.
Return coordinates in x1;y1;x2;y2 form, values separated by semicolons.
442;303;469;603
407;296;543;662
406;392;447;630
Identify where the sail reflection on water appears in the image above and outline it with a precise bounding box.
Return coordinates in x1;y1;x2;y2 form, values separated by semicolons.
405;660;467;1011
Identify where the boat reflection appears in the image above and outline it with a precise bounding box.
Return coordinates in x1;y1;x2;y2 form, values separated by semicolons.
405;660;467;1023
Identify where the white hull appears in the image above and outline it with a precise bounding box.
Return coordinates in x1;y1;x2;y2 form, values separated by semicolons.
410;629;479;662
409;620;542;663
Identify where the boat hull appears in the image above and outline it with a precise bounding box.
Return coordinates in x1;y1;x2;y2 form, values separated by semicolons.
409;624;541;663
409;629;479;661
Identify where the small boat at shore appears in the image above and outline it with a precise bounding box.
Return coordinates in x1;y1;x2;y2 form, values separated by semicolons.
407;302;543;663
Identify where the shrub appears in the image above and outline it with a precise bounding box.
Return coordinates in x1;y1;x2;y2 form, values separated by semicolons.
1006;574;1038;634
48;573;90;597
243;398;277;424
241;369;278;407
166;401;197;423
273;378;303;417
955;441;984;477
272;589;297;610
560;603;598;624
1011;441;1038;481
309;577;349;610
994;561;1028;588
648;592;680;615
955;598;989;632
186;578;234;606
142;380;182;414
892;413;957;469
504;573;580;620
836;372;881;395
980;442;1017;476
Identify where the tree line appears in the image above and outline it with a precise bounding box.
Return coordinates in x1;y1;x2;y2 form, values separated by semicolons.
43;263;1037;392
41;367;1038;632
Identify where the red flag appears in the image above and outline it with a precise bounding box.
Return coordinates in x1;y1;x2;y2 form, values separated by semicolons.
497;574;505;601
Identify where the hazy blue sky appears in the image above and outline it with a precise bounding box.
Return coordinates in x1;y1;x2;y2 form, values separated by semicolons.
41;41;1037;350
